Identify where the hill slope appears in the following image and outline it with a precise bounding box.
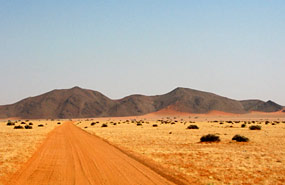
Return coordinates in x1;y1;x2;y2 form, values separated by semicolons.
0;87;115;119
240;100;283;112
0;87;283;119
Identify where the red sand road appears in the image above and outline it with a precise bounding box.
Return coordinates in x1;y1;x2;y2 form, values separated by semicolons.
8;122;176;185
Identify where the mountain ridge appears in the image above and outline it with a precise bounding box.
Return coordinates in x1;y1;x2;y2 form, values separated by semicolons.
0;86;283;119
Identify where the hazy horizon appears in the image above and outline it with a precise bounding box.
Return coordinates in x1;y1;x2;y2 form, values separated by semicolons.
1;1;285;105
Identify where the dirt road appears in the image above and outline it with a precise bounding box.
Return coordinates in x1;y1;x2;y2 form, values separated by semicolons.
8;122;176;185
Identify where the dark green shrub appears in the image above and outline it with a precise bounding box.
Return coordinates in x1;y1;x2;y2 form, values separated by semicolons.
152;124;158;127
136;123;142;126
232;135;249;142
249;125;261;130
241;124;246;128
57;122;61;125
187;125;199;129
38;124;44;127
29;122;33;125
200;134;220;142
90;122;96;126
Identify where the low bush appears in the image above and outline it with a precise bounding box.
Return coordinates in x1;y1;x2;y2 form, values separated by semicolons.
101;123;108;127
187;125;199;129
38;124;44;127
90;122;96;126
29;122;33;125
152;124;158;127
57;122;61;125
136;123;142;126
232;134;249;142
249;125;261;130
241;124;246;128
14;125;24;129
200;134;220;142
6;122;15;126
25;125;33;129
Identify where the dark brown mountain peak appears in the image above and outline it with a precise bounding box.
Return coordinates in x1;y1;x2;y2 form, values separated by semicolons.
71;86;81;89
240;99;282;112
170;87;191;94
68;86;86;93
0;87;283;119
266;100;278;105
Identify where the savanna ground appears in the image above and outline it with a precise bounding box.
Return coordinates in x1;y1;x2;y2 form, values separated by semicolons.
0;119;61;185
1;113;285;185
76;113;285;185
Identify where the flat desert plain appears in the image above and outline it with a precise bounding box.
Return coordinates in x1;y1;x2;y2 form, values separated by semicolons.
0;112;285;185
76;112;285;185
0;119;61;185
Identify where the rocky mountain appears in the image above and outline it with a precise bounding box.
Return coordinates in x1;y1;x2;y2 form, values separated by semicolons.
0;87;283;119
240;100;283;112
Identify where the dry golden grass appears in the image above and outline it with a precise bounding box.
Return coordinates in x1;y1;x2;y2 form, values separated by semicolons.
0;119;61;184
76;116;285;185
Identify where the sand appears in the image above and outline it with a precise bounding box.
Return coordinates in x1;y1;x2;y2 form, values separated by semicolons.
1;112;285;184
77;113;285;184
0;119;60;185
8;121;177;185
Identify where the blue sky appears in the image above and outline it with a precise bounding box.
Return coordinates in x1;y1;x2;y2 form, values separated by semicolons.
0;0;285;105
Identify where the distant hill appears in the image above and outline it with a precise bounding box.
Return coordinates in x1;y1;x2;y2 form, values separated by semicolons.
0;87;115;119
0;87;283;119
240;100;283;112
